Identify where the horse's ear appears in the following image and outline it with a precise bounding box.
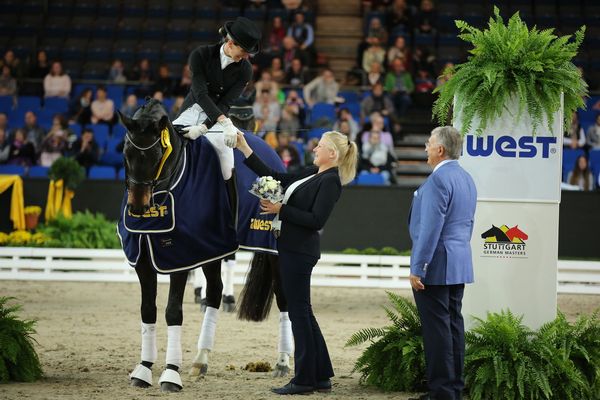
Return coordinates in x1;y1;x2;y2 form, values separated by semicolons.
118;111;133;131
157;115;169;131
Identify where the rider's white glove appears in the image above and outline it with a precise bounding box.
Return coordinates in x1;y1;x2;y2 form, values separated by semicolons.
218;118;238;148
182;124;208;140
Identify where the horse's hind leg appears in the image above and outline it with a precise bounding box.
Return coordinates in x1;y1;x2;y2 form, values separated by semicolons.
270;254;293;378
158;270;188;393
190;260;222;378
130;248;158;388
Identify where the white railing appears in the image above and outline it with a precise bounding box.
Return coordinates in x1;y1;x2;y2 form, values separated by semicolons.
0;247;599;294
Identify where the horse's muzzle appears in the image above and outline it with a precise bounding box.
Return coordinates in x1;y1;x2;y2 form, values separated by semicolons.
127;186;152;215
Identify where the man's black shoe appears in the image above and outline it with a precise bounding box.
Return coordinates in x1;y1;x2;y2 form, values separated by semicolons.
315;379;332;393
271;382;314;395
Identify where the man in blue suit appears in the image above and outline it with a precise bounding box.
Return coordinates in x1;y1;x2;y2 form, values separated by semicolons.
408;126;477;400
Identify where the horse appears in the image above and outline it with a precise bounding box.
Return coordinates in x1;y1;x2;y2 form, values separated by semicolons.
480;224;510;243
116;99;292;393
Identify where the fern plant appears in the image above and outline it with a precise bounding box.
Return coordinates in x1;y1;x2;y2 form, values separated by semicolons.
346;291;426;392
0;297;42;383
432;6;587;135
37;211;120;249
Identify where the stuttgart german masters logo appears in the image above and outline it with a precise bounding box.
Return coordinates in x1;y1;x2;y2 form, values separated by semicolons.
480;224;528;258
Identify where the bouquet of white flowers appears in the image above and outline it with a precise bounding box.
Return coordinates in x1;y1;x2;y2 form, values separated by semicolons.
249;176;284;203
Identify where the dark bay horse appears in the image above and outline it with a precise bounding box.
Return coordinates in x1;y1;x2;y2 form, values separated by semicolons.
117;99;291;393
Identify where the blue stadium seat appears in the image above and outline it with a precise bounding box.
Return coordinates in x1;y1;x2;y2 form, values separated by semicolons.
88;166;116;180
17;96;42;112
89;124;110;146
106;85;125;110
562;148;585;181
356;172;386;186
112;124;127;140
344;102;361;121
44;97;69;113
28;166;49;178
309;103;336;126
117;167;126;180
339;91;360;103
589;150;600;187
0;165;26;176
100;151;124;167
0;96;13;112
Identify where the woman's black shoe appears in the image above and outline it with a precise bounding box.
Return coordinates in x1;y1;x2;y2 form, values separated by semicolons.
315;379;332;393
271;382;314;395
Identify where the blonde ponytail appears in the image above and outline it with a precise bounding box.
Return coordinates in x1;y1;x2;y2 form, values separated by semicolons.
322;131;358;185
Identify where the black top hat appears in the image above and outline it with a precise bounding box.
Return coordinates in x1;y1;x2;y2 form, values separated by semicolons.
222;17;262;56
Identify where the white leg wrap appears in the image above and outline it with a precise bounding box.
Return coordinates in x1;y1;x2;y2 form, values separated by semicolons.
205;131;234;180
166;325;182;368
223;259;235;296
198;306;219;351
278;312;294;354
193;269;206;295
130;364;153;385
159;368;183;389
141;322;157;363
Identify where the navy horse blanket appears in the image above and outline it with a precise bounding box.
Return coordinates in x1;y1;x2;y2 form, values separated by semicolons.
117;133;285;273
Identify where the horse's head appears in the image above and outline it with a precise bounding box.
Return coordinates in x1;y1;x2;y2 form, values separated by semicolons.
119;99;173;215
507;225;528;240
480;225;499;239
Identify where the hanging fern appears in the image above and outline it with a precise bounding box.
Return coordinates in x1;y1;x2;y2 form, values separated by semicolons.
0;297;43;383
345;291;426;392
432;6;588;135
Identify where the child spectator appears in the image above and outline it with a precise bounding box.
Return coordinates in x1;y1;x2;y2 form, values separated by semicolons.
7;128;36;167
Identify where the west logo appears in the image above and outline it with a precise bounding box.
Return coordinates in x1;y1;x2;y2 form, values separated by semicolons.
466;135;557;158
128;205;168;218
250;218;272;231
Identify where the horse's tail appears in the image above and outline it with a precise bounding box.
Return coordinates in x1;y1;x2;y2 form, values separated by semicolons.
237;252;275;322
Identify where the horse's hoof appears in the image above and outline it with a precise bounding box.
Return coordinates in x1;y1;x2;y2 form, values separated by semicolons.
160;382;182;393
189;363;208;377
272;364;290;377
130;377;151;388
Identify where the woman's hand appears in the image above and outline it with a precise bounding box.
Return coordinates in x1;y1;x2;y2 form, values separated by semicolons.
235;132;253;158
260;199;282;215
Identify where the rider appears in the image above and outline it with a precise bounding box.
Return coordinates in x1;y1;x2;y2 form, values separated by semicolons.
173;16;261;210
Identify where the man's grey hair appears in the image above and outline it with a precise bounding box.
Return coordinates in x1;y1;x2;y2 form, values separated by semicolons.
431;126;463;159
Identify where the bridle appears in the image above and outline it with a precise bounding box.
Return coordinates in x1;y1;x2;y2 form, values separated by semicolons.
125;124;186;208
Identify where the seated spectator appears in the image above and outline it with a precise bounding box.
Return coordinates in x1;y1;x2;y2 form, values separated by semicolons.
304;137;319;165
359;131;395;184
337;120;353;140
39;128;67;167
254;70;280;102
414;0;437;35
7;128;36;167
287;11;316;65
174;64;192;97
384;57;414;117
0;65;17;96
91;86;115;125
269;57;287;84
276;132;302;173
586;114;600;149
253;89;281;132
108;59;127;83
152;90;164;102
27;50;50;96
436;62;454;88
0;127;10;163
367;17;389;45
264;16;287;57
0;112;7;132
567;155;594;191
69;88;93;125
385;0;415;35
1;50;23;79
120;94;138;118
412;46;436;77
71;128;100;170
386;36;409;69
130;58;154;97
303;68;340;107
332;107;360;141
22;111;46;154
169;96;185;121
280;36;308;71
414;69;435;93
361;111;394;149
153;64;175;97
279;90;305;137
362;37;386;74
564;112;585;149
367;61;385;86
44;61;71;98
285;57;309;88
360;82;395;123
51;114;77;146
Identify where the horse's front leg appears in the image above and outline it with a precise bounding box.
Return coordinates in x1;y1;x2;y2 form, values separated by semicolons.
130;249;158;388
190;260;222;377
158;270;188;393
270;254;293;378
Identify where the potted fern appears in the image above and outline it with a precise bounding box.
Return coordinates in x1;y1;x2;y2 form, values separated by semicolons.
433;6;587;135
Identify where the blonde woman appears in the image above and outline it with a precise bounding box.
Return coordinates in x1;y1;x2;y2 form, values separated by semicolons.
236;131;357;395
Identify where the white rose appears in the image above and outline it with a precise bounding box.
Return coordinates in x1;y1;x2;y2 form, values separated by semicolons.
266;181;278;190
